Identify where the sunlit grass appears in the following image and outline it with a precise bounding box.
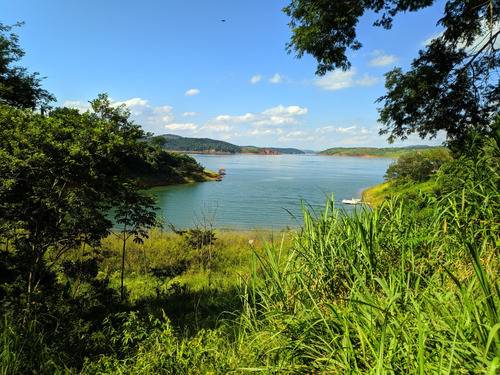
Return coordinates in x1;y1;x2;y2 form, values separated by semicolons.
240;194;500;373
363;178;435;208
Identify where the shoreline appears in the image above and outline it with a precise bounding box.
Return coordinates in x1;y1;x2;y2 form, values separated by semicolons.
168;149;282;155
167;151;398;158
316;153;396;158
169;150;398;158
139;170;220;188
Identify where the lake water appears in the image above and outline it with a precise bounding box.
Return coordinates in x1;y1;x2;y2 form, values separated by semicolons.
149;154;393;231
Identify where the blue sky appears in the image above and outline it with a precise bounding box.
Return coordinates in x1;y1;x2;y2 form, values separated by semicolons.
3;0;448;150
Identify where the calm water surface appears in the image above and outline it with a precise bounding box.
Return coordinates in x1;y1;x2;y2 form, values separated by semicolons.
150;154;393;230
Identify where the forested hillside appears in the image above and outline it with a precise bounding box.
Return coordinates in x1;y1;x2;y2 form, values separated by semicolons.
152;135;243;153
318;146;435;157
150;135;305;154
242;146;305;154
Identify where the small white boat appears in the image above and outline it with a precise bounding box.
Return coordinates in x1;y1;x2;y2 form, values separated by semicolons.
342;198;362;205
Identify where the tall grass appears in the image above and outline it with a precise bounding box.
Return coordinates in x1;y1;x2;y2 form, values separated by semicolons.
242;192;500;373
0;317;57;375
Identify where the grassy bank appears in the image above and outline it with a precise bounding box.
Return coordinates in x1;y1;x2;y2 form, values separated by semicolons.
362;178;436;208
2;189;499;373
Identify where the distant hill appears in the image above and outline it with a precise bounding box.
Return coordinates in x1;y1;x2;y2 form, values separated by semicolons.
241;146;304;154
161;134;183;139
318;146;436;158
157;136;242;153
150;135;304;154
267;147;304;154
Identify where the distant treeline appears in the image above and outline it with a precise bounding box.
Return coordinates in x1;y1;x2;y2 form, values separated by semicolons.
266;147;305;154
152;135;243;153
150;135;305;154
318;146;436;158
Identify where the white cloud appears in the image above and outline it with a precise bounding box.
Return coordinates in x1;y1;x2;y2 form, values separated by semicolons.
367;50;398;67
461;20;500;51
278;131;317;143
165;123;198;131
185;88;200;96
150;105;174;121
182;111;197;117
253;116;294;126
114;97;149;112
336;126;357;134
212;113;256;124
338;135;374;145
207;105;308;129
269;73;282;83
115;98;174;127
250;74;262;84
250;128;284;135
267;124;380;146
314;70;356;90
63;97;175;133
200;124;233;132
315;126;336;134
287;131;306;137
421;31;443;46
422;20;500;51
262;105;307;117
314;69;378;90
316;125;370;135
355;73;379;86
62;100;91;112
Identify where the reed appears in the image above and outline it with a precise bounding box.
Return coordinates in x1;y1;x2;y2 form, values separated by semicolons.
242;189;500;373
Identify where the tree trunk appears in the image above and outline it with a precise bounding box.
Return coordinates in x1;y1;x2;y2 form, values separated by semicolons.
121;223;127;302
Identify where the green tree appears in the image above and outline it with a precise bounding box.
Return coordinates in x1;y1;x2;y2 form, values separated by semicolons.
112;183;159;302
0;22;55;111
90;93;145;141
385;153;434;182
384;148;451;182
150;135;167;148
0;100;157;316
284;0;499;142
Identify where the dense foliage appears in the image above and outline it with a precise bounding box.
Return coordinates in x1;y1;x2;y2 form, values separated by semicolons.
0;22;55;111
0;98;159;317
384;147;452;182
284;0;500;143
0;92;214;318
